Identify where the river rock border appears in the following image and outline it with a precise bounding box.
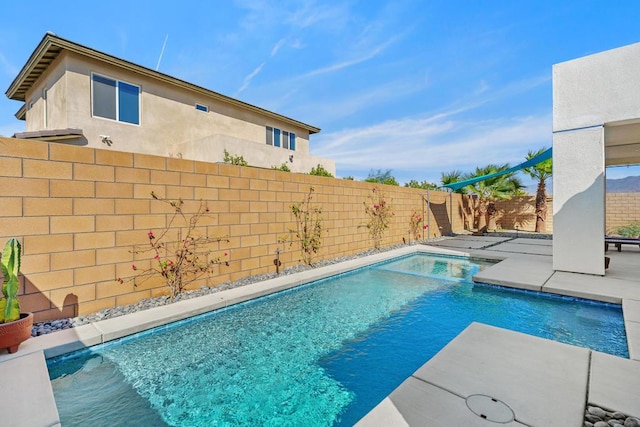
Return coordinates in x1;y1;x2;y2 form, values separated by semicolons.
584;405;640;427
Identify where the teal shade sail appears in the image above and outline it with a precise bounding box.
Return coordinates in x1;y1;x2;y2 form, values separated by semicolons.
442;148;552;191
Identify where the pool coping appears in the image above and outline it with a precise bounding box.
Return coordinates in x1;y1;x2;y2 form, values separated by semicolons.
2;240;639;426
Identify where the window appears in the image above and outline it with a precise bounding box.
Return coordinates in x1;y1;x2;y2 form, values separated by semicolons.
266;127;273;145
289;133;296;151
92;73;140;125
266;127;296;151
196;103;208;112
274;128;281;147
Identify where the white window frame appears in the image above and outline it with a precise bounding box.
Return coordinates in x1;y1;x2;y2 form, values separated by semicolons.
90;72;141;126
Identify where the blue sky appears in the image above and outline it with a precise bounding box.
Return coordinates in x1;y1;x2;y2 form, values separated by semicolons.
1;1;640;191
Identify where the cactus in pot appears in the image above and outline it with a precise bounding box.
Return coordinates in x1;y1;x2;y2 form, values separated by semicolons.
0;238;21;323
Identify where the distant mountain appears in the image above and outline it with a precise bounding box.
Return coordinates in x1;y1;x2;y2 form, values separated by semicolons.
607;176;640;193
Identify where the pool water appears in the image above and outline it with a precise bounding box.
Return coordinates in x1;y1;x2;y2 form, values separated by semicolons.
48;254;628;426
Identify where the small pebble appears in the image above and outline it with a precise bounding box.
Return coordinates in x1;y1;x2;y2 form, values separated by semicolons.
589;407;608;418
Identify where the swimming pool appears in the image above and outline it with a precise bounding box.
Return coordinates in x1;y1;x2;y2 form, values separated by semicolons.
48;253;628;426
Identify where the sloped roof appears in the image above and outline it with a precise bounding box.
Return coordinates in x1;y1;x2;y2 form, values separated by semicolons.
6;32;320;134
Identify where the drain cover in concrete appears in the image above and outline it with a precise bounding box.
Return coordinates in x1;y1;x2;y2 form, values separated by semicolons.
465;394;515;423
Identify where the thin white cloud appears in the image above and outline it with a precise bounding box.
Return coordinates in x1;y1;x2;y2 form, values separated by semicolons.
301;36;399;79
234;0;331;98
314;112;552;181
287;4;349;30
292;76;430;124
235;62;265;95
270;38;286;57
475;80;490;96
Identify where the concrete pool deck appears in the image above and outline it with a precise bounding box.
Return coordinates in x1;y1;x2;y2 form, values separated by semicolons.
2;236;640;426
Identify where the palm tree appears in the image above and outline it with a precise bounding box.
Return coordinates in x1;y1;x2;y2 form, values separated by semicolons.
440;170;468;194
465;164;525;231
521;147;552;233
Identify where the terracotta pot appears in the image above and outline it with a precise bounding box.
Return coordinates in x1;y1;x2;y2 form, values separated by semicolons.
0;312;33;354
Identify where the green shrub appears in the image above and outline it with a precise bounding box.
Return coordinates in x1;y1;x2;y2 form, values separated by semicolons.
310;164;333;177
280;187;324;265
364;169;399;186
362;187;394;250
272;163;291;172
223;149;248;166
617;222;640;237
404;179;438;190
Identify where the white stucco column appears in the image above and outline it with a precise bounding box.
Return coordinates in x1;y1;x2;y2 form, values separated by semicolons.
552;126;605;275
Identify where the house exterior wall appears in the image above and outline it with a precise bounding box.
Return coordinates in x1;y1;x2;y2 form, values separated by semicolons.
553;42;640;132
25;54;68;131
552;43;640;275
0;137;464;322
553;127;605;275
21;51;334;174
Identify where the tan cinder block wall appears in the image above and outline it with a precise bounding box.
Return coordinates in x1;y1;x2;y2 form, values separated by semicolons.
0;137;470;322
488;193;640;235
605;193;640;234
492;196;554;233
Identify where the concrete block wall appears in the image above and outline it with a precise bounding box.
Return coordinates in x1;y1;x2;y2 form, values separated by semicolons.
492;196;554;233
493;193;640;235
605;193;640;234
0;137;469;322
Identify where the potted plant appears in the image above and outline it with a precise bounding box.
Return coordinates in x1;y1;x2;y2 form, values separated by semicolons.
0;238;33;354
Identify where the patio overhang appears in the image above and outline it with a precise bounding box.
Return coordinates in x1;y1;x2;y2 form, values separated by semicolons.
605;119;640;166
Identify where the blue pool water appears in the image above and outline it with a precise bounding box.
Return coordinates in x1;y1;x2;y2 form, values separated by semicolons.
48;254;628;426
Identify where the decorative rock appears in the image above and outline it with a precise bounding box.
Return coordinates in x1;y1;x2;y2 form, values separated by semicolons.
587;415;604;424
585;422;594;427
594;422;609;427
625;418;640;427
613;413;627;420
590;407;609;419
609;420;624;426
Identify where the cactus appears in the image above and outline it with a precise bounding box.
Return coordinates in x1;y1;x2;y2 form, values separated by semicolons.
0;238;21;323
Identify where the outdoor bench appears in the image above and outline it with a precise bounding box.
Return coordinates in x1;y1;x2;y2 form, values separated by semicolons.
604;236;640;252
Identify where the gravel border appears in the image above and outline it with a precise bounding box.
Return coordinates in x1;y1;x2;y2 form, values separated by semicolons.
32;240;448;336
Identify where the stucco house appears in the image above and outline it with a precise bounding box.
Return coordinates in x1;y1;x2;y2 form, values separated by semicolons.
5;32;335;174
